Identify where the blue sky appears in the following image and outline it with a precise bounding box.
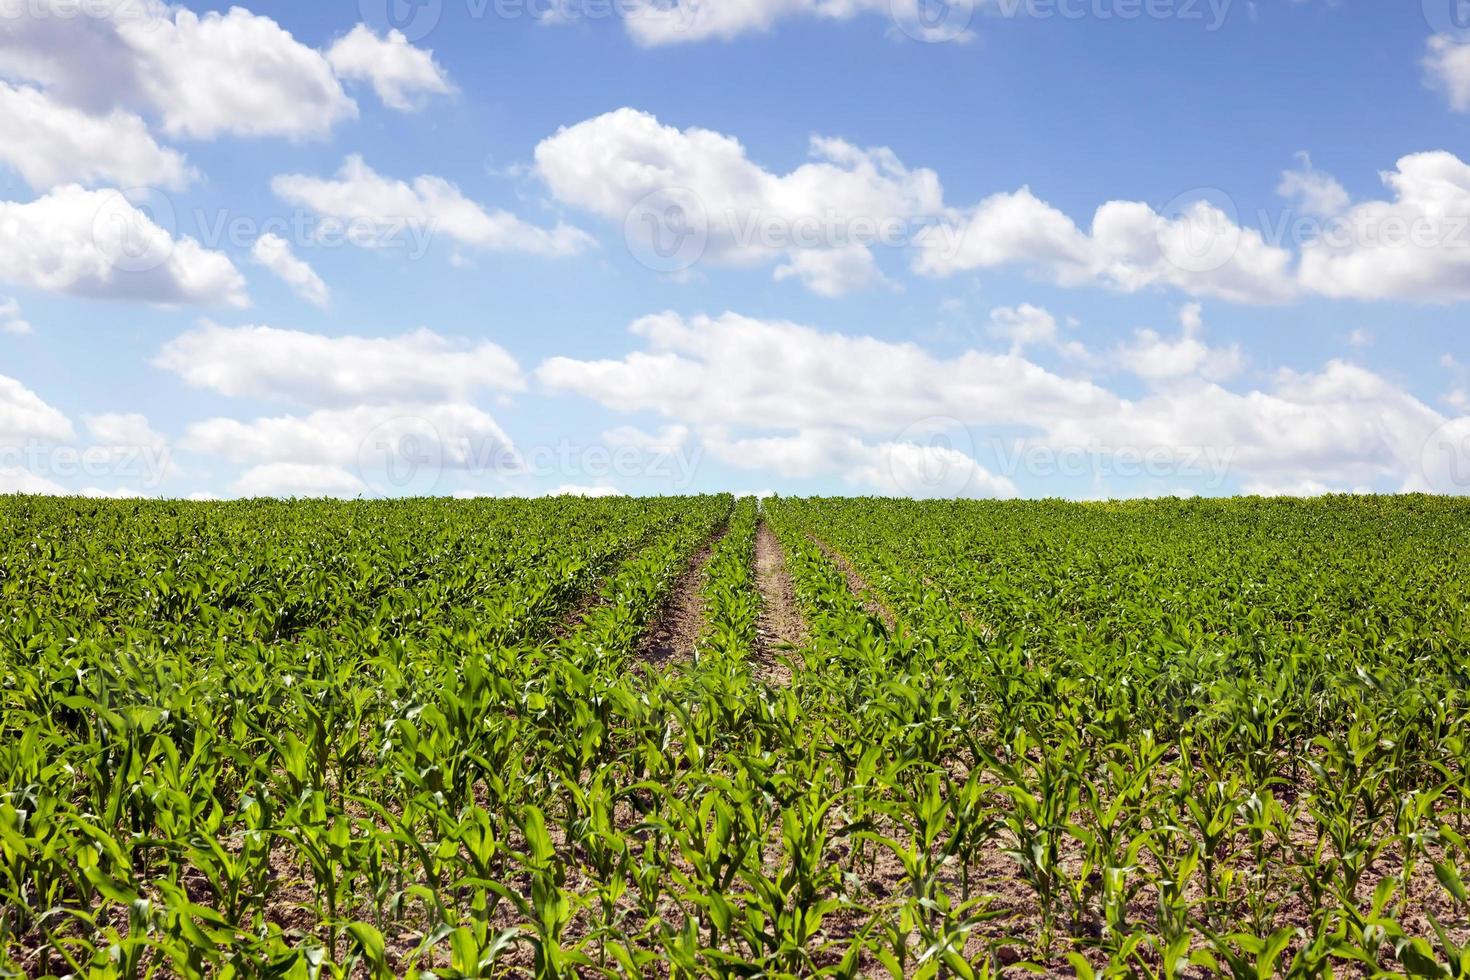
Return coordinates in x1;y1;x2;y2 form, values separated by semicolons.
1;0;1469;500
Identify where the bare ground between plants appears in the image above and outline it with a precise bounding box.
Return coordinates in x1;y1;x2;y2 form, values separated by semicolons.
634;524;730;666
753;519;806;684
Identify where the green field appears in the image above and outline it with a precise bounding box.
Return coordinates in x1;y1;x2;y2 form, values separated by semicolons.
3;494;1470;978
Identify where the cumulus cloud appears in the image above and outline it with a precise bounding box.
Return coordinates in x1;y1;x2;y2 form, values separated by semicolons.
83;412;166;451
184;402;515;473
1297;151;1470;302
0;2;356;139
0;82;193;190
0;466;65;495
1113;304;1245;383
704;429;1017;498
0;372;72;443
273;155;594;258
537;310;1111;432
1049;361;1446;493
1425;35;1470;113
537;310;1097;495
230;462;366;498
987;303;1059;352
536;109;1304;302
915;190;1299;304
326;26;452;111
1276;151;1349;218
251;234;331;309
156;323;524;407
538;309;1460;497
602;0;970;46
0;186;247;306
114;5;356;139
79;411;174;487
535;109;941;295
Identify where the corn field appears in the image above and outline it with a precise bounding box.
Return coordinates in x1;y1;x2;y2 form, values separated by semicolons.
3;493;1469;978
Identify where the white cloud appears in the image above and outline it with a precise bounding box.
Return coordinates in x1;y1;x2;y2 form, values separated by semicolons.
612;0;970;46
535;109;940;295
0;186;247;306
1425;35;1470;113
119;5;355;139
915;190;1300;304
537;310;1093;494
0;2;356;140
326;25;452;111
183;402;514;472
251;234;331;309
0;466;65;495
602;423;691;449
988;303;1058;351
0;82;193;190
1239;477;1345;498
83;412;166;451
539;310;1459;497
157;323;524;407
273;155;594;257
1297;151;1470;302
0;297;31;335
704;428;1015;498
230;462;365;498
0;372;72;443
773;245;887;297
1277;151;1349;218
1113;305;1245;383
545;484;624;497
537;109;1299;302
1050;361;1446;493
537;310;1111;433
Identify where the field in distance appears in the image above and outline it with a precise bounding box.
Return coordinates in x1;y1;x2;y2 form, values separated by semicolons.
2;493;1469;978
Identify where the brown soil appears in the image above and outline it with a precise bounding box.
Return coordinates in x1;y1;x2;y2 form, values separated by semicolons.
810;535;898;631
635;532;724;666
753;520;805;683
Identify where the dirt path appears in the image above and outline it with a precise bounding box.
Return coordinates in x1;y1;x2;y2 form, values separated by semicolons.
810;535;898;632
753;520;805;683
635;528;726;666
